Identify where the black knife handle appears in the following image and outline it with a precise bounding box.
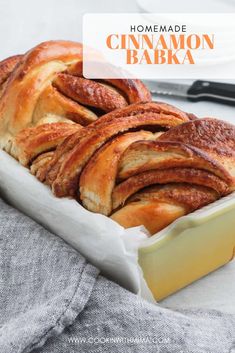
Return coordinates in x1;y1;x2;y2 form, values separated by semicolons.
187;80;235;105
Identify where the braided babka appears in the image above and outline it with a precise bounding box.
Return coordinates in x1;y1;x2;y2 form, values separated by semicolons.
0;40;151;166
0;41;234;235
31;113;235;235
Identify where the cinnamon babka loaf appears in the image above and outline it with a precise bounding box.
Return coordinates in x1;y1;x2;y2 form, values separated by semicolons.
0;40;234;235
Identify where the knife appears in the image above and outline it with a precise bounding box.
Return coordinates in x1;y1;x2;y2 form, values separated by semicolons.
144;80;235;105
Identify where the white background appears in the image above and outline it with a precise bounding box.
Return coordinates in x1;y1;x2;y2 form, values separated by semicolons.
0;0;234;312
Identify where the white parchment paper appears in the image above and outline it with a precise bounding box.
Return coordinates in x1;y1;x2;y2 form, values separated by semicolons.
0;150;155;302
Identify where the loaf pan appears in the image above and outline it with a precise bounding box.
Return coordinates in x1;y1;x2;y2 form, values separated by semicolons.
138;192;235;300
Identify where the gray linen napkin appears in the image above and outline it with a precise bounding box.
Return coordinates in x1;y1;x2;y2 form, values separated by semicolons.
0;198;234;353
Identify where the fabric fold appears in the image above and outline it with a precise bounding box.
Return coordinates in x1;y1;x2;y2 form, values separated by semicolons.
0;199;99;353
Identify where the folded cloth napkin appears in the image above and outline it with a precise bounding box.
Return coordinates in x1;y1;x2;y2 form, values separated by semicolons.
0;198;234;353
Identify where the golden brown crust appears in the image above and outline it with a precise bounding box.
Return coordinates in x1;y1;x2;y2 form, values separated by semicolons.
44;129;86;186
159;118;235;153
66;61;83;76
30;151;55;181
0;41;152;158
103;79;152;104
66;62;152;104
15;40;83;79
186;112;198;120
80;131;154;215
111;184;218;234
129;183;219;213
159;118;235;180
112;168;229;210
45;101;190;187
111;200;185;235
117;140;233;185
96;101;190;124
0;41;83;152
1;41;233;236
33;85;98;125
53;74;129;112
52;111;188;197
12;122;81;166
0;55;22;87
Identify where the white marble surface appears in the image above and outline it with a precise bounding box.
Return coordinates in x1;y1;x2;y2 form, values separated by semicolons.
0;0;234;313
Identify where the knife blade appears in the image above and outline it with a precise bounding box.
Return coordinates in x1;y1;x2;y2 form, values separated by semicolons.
144;80;235;105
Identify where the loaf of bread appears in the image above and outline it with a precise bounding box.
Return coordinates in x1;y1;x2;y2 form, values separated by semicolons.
1;40;234;235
